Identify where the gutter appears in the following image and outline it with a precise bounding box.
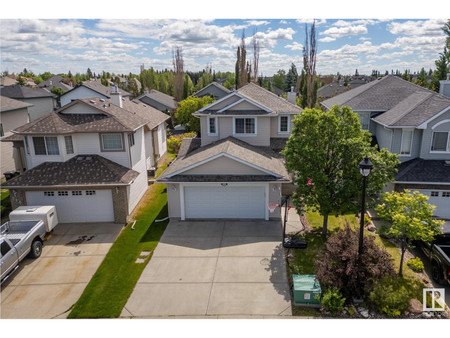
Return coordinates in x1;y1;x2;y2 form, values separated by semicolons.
2;182;132;189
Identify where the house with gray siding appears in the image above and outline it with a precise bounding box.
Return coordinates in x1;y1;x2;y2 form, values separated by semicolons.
136;89;177;113
157;83;303;221
193;81;231;100
322;75;450;219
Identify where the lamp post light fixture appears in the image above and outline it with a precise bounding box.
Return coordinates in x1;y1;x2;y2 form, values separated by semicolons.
358;156;374;259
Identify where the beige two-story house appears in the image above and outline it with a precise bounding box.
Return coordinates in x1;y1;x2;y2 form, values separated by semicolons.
157;83;302;220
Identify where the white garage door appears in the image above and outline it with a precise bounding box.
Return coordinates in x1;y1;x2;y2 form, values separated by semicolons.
184;185;266;219
421;189;450;220
26;189;115;223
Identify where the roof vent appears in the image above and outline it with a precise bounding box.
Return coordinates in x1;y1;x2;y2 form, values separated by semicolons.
103;104;107;108
85;156;92;161
26;208;37;212
445;160;450;166
99;98;105;102
89;99;96;104
77;156;85;161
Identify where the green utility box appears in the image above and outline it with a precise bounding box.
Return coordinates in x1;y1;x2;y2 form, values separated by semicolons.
293;274;322;306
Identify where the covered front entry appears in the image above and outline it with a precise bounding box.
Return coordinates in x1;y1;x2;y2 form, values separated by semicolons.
25;189;115;223
183;184;268;220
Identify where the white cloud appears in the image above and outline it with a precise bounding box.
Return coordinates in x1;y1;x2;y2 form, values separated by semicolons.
280;20;288;25
388;19;447;36
322;25;368;38
285;42;304;51
246;20;270;26
319;37;336;43
296;19;327;25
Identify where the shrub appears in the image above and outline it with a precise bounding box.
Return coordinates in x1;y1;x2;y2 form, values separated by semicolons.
321;288;346;315
315;223;395;298
364;214;371;226
366;276;420;317
167;132;196;154
407;257;424;272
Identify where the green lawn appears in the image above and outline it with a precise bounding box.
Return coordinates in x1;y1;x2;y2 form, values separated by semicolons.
68;153;175;318
1;189;12;219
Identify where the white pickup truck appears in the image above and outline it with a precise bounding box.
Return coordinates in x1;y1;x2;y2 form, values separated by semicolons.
0;220;47;282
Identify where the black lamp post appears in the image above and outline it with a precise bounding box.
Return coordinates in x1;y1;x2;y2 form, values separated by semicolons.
358;156;373;259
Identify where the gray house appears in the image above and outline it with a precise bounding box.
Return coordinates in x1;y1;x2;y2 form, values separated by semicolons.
322;75;450;219
136;89;177;113
193;82;231;100
38;75;73;92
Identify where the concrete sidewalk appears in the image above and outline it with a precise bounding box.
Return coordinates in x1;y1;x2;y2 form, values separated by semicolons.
122;220;292;318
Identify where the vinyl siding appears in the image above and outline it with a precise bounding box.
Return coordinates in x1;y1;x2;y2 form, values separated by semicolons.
144;130;155;168
61;87;108;107
420;109;450;160
62;101;102;114
269;115;295;138
208;95;240;110
216;116;270;146
182;156;268;175
17;97;54;121
374;122;393;151
167;183;181;218
268;183;282;220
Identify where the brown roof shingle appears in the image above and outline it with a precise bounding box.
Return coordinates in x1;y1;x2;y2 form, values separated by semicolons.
0;95;33;112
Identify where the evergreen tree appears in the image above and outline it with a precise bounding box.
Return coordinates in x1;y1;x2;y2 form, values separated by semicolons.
285;63;298;92
86;68;93;79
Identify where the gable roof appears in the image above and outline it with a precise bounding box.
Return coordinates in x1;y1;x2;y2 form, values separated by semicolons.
322;75;450;128
1;154;139;188
12;97;168;135
158;136;290;183
395;158;450;184
137;89;178;110
38;75;72;91
193;82;231;97
60;80;131;100
0;85;55;99
0;95;33;112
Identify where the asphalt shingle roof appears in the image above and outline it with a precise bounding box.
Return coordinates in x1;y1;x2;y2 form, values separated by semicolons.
0;85;55;99
193;82;231;97
80;80;131;97
0;95;33;112
395;158;450;183
1;154;139;188
138;89;178;110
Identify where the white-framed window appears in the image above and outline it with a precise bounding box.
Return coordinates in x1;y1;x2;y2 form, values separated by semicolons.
207;117;217;136
101;134;124;151
443;192;450;198
86;190;96;195
431;132;450;152
358;113;370;130
400;129;413;156
128;133;135;147
278;115;290;133
72;191;82;196
64;135;74;154
58;191;68;196
430;191;439;197
44;191;54;196
32;136;60;155
234;117;256;135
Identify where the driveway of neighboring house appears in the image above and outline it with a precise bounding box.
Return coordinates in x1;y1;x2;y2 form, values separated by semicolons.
0;222;123;319
122;220;292;318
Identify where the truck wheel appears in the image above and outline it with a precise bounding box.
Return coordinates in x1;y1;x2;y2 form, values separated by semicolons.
29;240;43;258
431;263;444;285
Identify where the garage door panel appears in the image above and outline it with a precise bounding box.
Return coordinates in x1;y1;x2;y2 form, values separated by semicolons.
25;190;114;223
184;186;266;219
419;189;450;220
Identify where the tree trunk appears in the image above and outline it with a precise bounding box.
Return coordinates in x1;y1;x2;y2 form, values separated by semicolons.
322;213;329;236
399;241;406;277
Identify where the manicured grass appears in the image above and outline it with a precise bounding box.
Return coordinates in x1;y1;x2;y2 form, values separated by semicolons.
1;189;12;218
305;210;359;234
68;153;175;318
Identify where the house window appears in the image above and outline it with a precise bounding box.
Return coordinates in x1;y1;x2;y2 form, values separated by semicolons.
24;136;30;154
65;136;74;154
72;191;82;196
208;117;217;135
431;132;449;152
279;115;289;133
358;113;370;130
128;133;135;147
234;118;256;135
58;191;68;196
430;191;439;197
443;192;450;198
101;134;124;151
86;190;96;195
44;191;54;196
0;123;3;137
400;129;413;155
33;136;60;155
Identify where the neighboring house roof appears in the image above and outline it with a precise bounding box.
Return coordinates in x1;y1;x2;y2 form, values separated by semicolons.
12;97;169;135
0;85;55;99
317;82;349;99
322;75;450;128
272;86;286;96
38;75;72;91
0;95;33;112
60;80;131;100
137;89;178;110
395;158;450;184
158;136;290;183
193;82;231;98
0;77;18;86
2;154;139;188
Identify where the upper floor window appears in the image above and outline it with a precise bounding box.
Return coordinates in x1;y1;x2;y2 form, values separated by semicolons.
128;133;135;147
33;136;60;155
431;132;449;152
64;136;74;154
400;129;413;156
279;115;290;133
234;118;256;135
358;113;370;130
208;117;217;136
101;133;124;151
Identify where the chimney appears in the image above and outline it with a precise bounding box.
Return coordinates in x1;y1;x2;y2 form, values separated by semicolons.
110;84;123;108
144;89;149;95
287;86;296;105
439;73;450;98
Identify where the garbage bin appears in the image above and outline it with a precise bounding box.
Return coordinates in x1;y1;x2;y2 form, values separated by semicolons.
293;274;322;306
4;171;19;181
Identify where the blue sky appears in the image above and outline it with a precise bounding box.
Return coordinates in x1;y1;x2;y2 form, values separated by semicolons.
0;15;448;77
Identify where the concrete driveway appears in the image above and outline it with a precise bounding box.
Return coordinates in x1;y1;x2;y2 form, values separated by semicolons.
122;220;292;318
0;222;123;319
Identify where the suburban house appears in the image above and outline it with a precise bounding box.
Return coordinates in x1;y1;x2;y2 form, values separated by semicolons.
157;83;303;221
136;89;177;113
2;89;170;224
0;85;56;121
59;80;131;107
38;75;73;92
322;75;450;219
193;81;231;100
0;96;32;174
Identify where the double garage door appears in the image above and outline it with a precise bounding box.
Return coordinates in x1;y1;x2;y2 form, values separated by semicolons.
420;189;450;220
184;185;267;219
26;189;115;223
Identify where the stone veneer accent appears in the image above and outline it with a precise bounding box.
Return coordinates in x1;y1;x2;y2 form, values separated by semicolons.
112;186;128;224
9;189;26;210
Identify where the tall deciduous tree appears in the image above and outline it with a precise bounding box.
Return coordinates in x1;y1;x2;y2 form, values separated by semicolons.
236;30;248;88
303;21;317;108
251;30;260;83
173;46;184;102
283;105;399;236
376;190;443;276
175;96;215;134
